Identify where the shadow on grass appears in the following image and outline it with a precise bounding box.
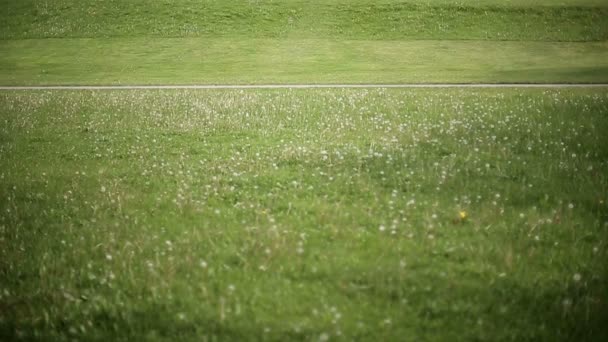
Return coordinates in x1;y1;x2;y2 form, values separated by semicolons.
493;66;608;84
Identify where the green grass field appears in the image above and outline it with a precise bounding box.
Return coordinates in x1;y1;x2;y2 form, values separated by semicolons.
1;0;608;84
1;39;607;85
1;89;608;340
1;0;608;341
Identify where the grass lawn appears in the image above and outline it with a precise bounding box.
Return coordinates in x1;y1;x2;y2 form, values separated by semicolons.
1;0;607;85
1;39;607;85
1;0;608;340
1;88;607;340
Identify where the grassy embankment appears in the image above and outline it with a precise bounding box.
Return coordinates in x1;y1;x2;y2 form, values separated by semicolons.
0;0;607;84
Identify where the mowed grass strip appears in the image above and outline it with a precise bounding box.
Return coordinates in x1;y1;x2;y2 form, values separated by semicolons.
1;39;607;85
1;0;607;41
0;89;607;340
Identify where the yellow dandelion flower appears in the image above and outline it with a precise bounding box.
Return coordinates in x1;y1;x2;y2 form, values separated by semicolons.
459;211;467;220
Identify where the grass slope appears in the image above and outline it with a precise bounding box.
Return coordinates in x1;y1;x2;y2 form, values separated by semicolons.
2;0;608;41
1;88;607;340
1;0;608;84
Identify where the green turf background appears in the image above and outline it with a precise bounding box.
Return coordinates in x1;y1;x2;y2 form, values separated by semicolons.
1;0;607;84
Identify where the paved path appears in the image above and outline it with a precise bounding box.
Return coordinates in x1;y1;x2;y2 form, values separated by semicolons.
1;84;608;90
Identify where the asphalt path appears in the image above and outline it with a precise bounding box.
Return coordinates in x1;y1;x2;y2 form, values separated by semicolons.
1;84;608;90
